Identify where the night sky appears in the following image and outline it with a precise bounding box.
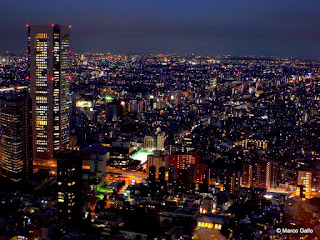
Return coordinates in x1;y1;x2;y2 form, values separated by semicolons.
1;0;320;57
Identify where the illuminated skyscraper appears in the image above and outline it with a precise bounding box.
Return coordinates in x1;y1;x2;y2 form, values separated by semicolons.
0;93;30;180
27;25;71;168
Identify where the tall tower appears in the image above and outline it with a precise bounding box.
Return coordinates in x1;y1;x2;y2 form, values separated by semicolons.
0;92;30;180
27;24;71;168
57;151;82;222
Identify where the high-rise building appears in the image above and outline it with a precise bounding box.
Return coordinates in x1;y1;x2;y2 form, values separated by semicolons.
156;133;165;150
311;171;320;192
242;163;253;187
266;161;278;189
27;24;71;168
158;166;166;186
168;165;175;187
252;160;267;188
202;168;210;192
146;150;168;177
80;143;109;180
57;151;82;222
148;165;156;187
177;168;187;188
144;136;155;150
169;153;195;178
297;171;312;198
169;153;206;183
242;160;278;189
194;162;207;184
0;92;30;180
186;164;195;190
224;170;241;194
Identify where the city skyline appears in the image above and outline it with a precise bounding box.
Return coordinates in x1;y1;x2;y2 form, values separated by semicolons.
1;3;320;239
1;0;320;57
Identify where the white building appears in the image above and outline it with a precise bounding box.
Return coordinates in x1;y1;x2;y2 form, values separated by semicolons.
144;136;155;150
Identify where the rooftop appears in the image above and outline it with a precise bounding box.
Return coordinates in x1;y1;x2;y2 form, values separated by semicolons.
80;143;109;155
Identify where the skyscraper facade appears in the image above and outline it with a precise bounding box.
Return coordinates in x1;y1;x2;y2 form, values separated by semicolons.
27;25;71;168
0;93;30;180
57;151;82;221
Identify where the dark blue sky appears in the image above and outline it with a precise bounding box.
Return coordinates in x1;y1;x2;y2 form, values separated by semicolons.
1;0;320;57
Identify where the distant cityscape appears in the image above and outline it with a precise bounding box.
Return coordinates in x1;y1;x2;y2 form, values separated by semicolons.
0;25;320;239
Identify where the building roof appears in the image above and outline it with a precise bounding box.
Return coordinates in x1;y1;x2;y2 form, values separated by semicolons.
80;143;108;155
198;215;227;224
